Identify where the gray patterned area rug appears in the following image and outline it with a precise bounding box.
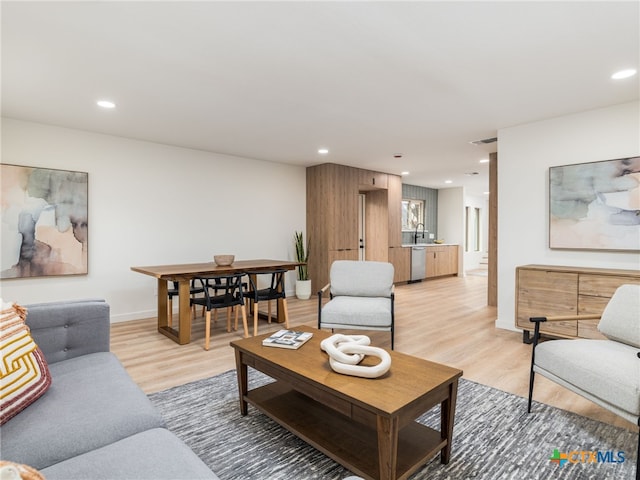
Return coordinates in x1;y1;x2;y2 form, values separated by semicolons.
148;370;637;480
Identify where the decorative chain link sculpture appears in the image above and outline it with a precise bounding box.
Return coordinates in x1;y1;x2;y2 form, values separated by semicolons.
320;334;391;378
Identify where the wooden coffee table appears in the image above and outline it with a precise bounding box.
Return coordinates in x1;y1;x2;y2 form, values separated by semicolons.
230;326;463;480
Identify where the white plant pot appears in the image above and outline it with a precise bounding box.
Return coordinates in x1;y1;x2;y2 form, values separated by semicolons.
295;279;312;300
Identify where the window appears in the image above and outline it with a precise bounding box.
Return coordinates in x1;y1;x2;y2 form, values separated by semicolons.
465;206;481;252
402;199;424;231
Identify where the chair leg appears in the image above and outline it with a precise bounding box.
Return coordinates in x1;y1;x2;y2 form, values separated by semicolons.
247;298;253;318
253;304;259;336
204;310;211;351
189;294;198;319
241;305;249;338
234;306;239;331
527;371;536;413
226;306;232;333
527;333;537;413
267;300;272;324
528;325;541;414
282;298;290;329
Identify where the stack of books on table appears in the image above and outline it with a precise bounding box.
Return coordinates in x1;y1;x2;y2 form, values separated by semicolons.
262;330;313;350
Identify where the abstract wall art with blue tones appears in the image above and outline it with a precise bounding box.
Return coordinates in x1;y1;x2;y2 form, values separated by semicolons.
1;164;88;278
549;156;640;251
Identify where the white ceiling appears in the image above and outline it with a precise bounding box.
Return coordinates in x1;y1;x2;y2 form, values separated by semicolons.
2;1;639;196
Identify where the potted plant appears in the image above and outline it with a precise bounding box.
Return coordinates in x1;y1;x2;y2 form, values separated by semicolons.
293;231;311;300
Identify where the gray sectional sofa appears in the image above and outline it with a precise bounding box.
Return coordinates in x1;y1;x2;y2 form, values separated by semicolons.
1;299;218;480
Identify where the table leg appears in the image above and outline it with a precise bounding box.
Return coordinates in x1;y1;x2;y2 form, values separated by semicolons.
440;379;459;464
276;297;286;323
177;280;192;344
157;279;169;331
235;349;248;415
276;277;286;323
377;415;399;480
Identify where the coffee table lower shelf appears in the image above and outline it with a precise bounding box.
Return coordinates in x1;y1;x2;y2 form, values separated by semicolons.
245;381;446;480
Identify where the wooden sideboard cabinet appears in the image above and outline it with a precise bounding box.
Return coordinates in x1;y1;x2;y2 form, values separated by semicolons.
425;245;459;278
515;264;640;343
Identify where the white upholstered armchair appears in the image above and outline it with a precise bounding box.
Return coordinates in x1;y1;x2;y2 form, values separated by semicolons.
527;283;640;479
317;260;395;349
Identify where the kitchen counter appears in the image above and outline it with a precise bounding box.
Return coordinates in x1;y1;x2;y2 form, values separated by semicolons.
401;243;458;247
402;244;459;280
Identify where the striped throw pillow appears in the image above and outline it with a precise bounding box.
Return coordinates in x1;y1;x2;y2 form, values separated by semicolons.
0;301;52;425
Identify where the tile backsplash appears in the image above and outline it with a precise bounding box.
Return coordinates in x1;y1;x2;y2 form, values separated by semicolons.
401;183;438;243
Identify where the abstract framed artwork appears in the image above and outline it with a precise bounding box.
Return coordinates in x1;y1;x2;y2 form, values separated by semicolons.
549;156;640;251
1;164;88;278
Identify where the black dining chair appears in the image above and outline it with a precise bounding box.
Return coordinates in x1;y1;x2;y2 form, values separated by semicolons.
200;276;249;327
167;280;204;327
190;273;248;350
244;269;290;336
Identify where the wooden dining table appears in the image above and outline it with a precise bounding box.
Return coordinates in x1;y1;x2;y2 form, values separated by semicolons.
131;259;301;345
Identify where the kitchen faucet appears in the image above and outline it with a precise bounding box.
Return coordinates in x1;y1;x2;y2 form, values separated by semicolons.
414;223;425;244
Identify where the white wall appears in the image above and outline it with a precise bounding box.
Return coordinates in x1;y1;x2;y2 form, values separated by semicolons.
496;101;640;331
1;118;307;322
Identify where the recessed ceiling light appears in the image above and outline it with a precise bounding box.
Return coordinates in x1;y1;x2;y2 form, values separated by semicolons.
611;69;637;80
479;159;489;164
97;100;116;108
401;171;410;176
318;148;329;154
444;180;453;184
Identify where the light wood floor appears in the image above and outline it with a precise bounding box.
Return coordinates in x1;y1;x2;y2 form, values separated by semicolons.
111;274;637;432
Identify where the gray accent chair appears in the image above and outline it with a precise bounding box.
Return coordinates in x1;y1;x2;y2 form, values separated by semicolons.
527;284;640;480
1;299;218;480
317;260;395;349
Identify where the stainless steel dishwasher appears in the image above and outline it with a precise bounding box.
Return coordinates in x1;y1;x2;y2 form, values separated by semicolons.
410;245;426;282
